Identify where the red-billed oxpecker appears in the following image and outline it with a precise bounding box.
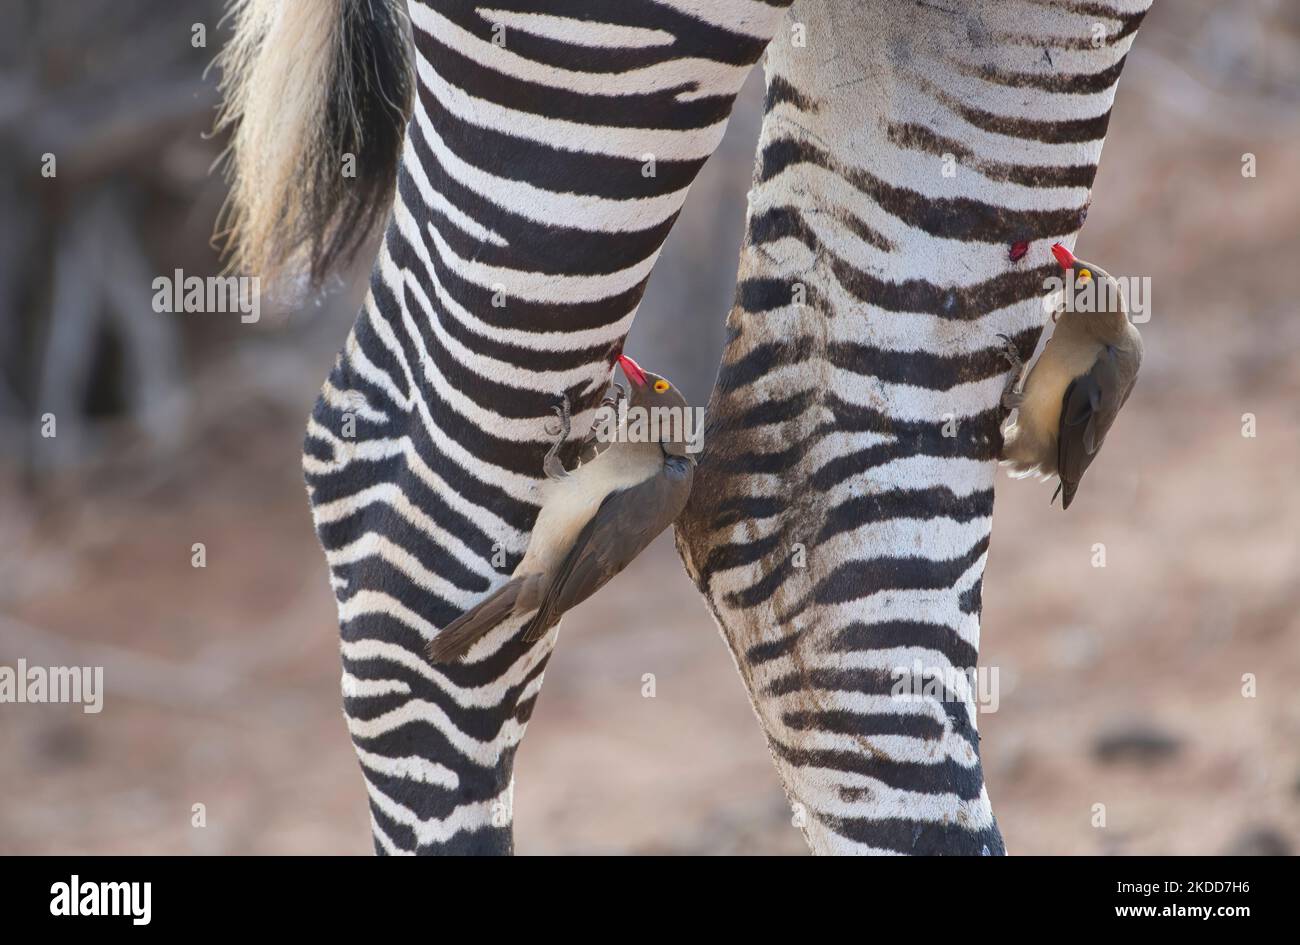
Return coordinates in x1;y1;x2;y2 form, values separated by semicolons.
427;356;696;662
998;243;1144;509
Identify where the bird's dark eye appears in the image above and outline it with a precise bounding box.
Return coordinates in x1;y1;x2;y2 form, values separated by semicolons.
653;380;669;393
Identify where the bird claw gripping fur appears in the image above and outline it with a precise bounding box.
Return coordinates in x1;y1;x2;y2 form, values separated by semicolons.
542;395;573;481
600;382;627;414
996;333;1026;410
996;332;1023;371
569;381;627;468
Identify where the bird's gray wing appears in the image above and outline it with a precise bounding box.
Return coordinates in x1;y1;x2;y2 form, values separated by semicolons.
521;457;694;642
1056;346;1125;509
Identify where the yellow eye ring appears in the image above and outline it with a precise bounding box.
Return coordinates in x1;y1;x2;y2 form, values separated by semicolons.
653;380;670;393
1077;268;1092;282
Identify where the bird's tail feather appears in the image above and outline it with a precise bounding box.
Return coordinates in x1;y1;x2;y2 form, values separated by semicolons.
426;578;524;663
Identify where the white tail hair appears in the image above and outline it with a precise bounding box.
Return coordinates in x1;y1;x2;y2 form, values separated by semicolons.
212;0;412;287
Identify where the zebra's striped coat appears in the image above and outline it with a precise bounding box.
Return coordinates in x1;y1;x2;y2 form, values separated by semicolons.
297;0;1150;854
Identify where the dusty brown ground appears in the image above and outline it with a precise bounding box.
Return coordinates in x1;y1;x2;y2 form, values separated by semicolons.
1;5;1298;854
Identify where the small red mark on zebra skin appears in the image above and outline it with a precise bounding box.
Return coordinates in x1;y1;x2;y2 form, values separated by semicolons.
1008;240;1029;262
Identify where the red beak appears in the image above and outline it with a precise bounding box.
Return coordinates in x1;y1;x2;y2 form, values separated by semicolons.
1051;243;1076;270
617;354;647;387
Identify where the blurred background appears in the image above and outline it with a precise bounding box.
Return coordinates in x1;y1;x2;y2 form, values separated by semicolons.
1;0;1298;855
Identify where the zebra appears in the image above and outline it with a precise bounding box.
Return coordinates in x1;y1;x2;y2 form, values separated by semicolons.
215;0;1150;854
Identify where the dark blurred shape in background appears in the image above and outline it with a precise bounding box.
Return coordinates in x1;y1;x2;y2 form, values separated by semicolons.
1;0;1298;854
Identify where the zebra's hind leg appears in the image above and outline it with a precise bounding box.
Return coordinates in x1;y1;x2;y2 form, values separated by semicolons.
542;395;572;480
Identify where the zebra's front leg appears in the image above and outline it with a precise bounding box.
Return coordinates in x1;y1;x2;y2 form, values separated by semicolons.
542;395;573;481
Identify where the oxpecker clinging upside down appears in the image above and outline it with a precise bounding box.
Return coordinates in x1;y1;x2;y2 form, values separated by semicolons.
998;243;1144;509
427;355;696;662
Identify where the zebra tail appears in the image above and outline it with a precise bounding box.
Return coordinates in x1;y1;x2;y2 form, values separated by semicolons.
212;0;413;288
426;578;527;664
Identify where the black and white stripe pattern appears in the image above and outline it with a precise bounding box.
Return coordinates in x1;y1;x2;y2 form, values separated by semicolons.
677;0;1149;854
303;0;793;854
302;0;1149;854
